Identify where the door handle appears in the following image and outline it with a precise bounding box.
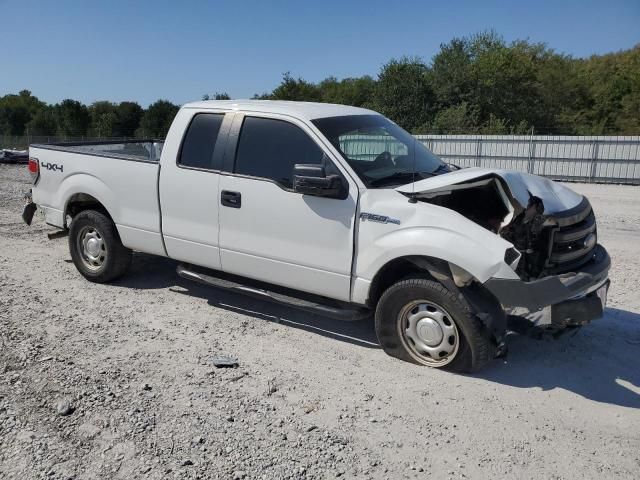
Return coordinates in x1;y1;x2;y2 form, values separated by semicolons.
221;190;241;208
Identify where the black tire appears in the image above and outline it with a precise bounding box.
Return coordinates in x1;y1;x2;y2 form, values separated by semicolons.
375;277;494;372
68;209;132;283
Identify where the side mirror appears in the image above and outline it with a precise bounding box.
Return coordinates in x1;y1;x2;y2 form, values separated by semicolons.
293;164;346;199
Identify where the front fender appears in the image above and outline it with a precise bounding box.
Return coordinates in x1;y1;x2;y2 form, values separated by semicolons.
356;225;519;285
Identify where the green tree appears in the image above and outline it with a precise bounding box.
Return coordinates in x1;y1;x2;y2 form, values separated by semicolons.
371;57;435;131
54;99;89;137
574;45;640;134
478;114;509;135
429;38;474;110
617;88;640;134
425;102;479;134
472;39;544;129
535;52;589;134
430;32;559;133
88;101;118;137
0;90;46;135
202;92;231;100
318;76;376;107
114;101;144;137
26;106;57;136
136;100;179;138
266;72;322;101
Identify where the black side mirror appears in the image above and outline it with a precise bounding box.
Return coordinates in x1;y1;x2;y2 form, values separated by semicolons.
293;164;346;199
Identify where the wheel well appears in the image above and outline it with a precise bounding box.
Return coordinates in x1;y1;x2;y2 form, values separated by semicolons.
65;193;113;226
368;255;507;345
367;255;482;308
367;257;436;308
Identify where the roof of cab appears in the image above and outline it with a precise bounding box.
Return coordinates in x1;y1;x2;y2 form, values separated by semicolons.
181;99;377;120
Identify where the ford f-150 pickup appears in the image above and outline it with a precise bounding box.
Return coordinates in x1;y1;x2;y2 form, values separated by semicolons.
23;100;611;372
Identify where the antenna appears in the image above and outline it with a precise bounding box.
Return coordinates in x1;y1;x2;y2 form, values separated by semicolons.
408;136;417;203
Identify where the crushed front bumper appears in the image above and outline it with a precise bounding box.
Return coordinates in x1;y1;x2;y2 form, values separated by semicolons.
484;244;610;327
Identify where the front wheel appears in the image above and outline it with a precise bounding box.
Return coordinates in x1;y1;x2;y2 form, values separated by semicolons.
68;209;132;283
375;278;494;372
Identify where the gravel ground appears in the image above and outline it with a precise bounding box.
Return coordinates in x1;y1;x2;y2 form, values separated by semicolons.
1;163;639;479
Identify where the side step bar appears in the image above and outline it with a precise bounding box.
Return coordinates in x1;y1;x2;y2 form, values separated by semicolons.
176;264;371;322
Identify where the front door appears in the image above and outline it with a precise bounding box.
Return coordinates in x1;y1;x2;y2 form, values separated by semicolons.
218;114;357;301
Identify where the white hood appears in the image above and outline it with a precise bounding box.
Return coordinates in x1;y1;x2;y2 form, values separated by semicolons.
395;167;584;214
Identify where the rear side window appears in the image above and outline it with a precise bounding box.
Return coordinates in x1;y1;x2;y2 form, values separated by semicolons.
179;113;224;170
234;116;324;188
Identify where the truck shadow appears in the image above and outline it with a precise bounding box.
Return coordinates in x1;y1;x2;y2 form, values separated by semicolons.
190;291;380;349
478;307;640;409
119;254;640;408
116;253;380;349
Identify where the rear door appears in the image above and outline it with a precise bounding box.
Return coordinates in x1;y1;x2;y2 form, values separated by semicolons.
218;113;358;301
159;109;233;269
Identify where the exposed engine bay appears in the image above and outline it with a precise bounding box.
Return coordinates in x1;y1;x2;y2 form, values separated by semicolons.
406;174;594;281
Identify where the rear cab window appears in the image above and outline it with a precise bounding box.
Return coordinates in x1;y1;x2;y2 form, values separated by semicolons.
179;113;225;170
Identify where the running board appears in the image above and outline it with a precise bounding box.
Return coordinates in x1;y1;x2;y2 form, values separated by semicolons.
176;265;371;322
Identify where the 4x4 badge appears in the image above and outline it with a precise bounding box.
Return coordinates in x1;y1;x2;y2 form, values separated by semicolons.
41;162;63;172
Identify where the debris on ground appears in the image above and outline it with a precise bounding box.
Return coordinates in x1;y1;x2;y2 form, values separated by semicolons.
210;355;239;368
55;398;74;416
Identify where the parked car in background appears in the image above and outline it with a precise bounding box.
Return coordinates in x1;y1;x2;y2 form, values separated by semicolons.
0;149;29;164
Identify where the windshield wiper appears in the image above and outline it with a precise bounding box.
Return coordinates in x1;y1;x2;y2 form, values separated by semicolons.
433;163;450;174
369;171;433;187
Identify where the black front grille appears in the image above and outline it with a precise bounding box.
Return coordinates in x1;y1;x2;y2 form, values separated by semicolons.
546;201;597;274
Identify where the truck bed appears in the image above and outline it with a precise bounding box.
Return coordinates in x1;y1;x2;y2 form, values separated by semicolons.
31;139;164;163
29;140;167;257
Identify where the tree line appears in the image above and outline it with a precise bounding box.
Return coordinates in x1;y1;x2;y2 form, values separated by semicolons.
0;93;180;139
1;32;638;139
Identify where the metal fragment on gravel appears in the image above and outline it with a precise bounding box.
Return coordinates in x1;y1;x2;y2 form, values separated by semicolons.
210;355;239;368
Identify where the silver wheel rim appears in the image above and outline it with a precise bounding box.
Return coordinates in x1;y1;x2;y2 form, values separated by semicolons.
77;226;107;271
398;300;460;366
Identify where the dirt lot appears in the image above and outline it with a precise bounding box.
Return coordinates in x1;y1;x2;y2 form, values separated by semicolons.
1;164;639;479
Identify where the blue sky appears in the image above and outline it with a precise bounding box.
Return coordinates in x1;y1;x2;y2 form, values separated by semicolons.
2;0;639;106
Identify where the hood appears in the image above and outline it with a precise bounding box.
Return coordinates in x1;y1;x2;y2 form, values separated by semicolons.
395;167;583;214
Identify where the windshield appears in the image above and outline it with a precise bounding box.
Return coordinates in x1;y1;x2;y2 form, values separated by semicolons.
311;114;448;188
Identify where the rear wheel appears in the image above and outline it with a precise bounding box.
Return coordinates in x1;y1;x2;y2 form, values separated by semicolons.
375;278;494;372
69;210;131;283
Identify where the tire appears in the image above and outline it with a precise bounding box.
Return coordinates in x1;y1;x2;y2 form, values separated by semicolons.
68;209;132;283
374;277;494;372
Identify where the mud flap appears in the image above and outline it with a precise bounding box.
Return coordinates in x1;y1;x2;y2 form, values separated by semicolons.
22;202;37;226
462;284;508;356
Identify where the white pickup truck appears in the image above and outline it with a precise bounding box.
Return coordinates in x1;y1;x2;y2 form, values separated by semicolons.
24;100;610;372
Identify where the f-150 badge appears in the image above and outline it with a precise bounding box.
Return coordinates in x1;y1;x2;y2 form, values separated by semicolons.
360;212;401;225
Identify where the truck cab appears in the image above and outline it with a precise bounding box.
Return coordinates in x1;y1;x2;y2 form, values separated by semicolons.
25;100;611;372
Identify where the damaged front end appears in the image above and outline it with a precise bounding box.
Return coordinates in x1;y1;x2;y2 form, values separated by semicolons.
396;168;610;332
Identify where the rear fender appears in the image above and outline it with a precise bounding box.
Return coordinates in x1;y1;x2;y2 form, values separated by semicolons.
58;173;119;227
